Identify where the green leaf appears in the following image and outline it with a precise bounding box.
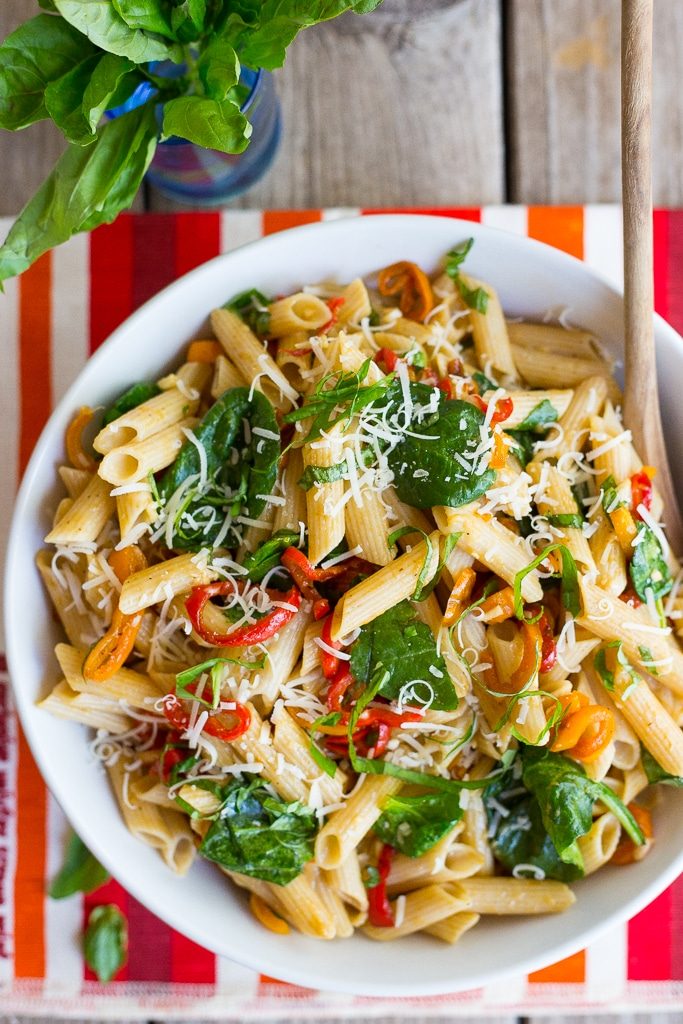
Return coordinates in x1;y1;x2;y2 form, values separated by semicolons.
0;14;97;130
171;0;210;41
242;528;301;582
601;474;623;514
49;832;110;898
444;238;489;313
507;429;536;467
54;0;181;62
102;381;161;426
157;387;280;550
593;646;616;691
198;39;240;101
349;600;458;711
546;513;583;528
0;103;158;286
219;0;384;71
282;360;394;446
629;522;673;602
224;287;271;335
472;370;498;394
298;462;348;491
513;542;581;619
84;905;127;983
175;654;265;708
161;95;251;154
641;744;683;786
112;0;174;37
374;791;463;858
385;385;496;509
199;776;318;885
515;399;559;432
308;739;338;778
82;53;140;131
44;53;101;144
38;0;60;9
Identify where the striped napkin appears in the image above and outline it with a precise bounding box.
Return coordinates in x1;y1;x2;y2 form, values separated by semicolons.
2;205;683;1017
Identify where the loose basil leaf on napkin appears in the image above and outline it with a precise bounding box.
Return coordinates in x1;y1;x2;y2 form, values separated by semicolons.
374;791;463;858
84;905;127;983
49;832;110;899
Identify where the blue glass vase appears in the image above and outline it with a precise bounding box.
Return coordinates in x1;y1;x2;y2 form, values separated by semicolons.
109;66;281;205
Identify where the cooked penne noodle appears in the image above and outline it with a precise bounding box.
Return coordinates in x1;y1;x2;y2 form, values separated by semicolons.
210;306;297;410
119;552;217;614
451;877;575;914
315;776;402;869
94;386;202;455
45;474;115;546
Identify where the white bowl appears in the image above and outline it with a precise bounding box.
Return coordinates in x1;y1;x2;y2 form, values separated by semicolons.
6;214;683;997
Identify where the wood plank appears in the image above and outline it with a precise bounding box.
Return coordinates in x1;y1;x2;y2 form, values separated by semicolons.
150;0;504;211
506;0;683;204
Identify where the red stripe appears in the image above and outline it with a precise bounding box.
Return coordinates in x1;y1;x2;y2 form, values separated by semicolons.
174;212;221;278
262;210;322;235
126;895;172;982
89;217;135;353
361;207;481;222
132;214;177;309
670;875;683;979
83;878;130;982
653;209;669;321
18;252;52;475
628;885;672;979
170;929;216;984
665;209;683;335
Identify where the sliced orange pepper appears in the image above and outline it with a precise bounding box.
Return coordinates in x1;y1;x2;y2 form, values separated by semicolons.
443;567;477;626
187;339;223;363
610;505;638;554
377;260;434;321
249;893;290;934
83;546;148;682
65;406;97;471
557;691;590;717
611;804;653;865
479;586;516;623
489;432;509;470
509;622;542;691
551;703;615;762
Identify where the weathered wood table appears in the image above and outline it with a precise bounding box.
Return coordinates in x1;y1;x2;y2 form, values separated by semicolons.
1;1;682;1023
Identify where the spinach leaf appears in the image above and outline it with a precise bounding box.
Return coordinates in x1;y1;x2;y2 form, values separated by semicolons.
198;38;240;101
84;905;127;983
484;762;584;882
0;14;97;131
112;0;174;37
199;776;318;885
157;387;279;550
161;95;251;154
224;288;272;336
374;790;463;857
521;747;644;869
515;399;558;431
103;381;161;425
546;513;583;528
82;53;141;132
242;528;301;582
472;370;498;394
629;523;673;602
44;54;102;145
641;745;683;786
385;385;496;509
0;103;158;286
54;0;182;63
349;600;457;711
445;238;489;313
49;832;110;898
508;429;536;467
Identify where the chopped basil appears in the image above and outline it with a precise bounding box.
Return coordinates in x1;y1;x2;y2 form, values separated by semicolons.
629;522;672;602
515;399;558;432
546;513;584;529
445;238;489;313
641;745;683;786
102;381;160;426
513;543;580;619
242;528;301;582
472;370;498;394
224;288;271;336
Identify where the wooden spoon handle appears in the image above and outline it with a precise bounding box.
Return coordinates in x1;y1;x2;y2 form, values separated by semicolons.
622;0;683;552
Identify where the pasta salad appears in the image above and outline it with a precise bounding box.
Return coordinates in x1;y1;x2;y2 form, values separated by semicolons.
38;241;683;943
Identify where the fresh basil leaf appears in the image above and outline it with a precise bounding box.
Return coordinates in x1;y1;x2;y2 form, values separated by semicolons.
515;399;559;432
309;740;337;778
219;0;384;71
546;513;584;528
638;645;659;676
641;744;683;786
374;791;463;858
0;14;97;131
472;370;498;394
102;381;161;425
224;288;272;336
508;429;536;467
112;0;174;37
593;646;615;691
283;360;393;446
84;905;127;983
199;776;318;885
445;238;489;313
176;654;265;708
601;473;623;514
385;385;496;509
242;528;301;582
349;600;457;711
629;522;673;602
484;761;583;882
513;542;580;619
44;53;101;144
49;832;110;899
171;0;210;41
54;0;182;62
198;39;240;101
298;462;347;490
0;103;158;286
157;387;280;550
38;0;60;9
82;53;140;131
161;94;251;154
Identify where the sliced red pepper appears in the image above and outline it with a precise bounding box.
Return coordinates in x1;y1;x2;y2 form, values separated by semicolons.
281;547;347;619
320;296;345;333
621;587;643;609
367;844;395;928
319;615;343;679
538;611;557;673
631;470;654;519
490;396;513;426
373;347;400;373
470;393;487;413
185;581;301;647
437;376;454;399
160;693;251;743
326;668;354;711
161;745;187;782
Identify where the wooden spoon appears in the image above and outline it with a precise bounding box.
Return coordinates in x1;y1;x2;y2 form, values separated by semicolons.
621;0;683;553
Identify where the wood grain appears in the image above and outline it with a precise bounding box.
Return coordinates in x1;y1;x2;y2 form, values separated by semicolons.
506;0;683;204
149;0;504;211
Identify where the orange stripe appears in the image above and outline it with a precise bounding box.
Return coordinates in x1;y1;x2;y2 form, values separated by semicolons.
527;206;584;259
14;253;52;979
529;948;586;984
261;210;322;235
